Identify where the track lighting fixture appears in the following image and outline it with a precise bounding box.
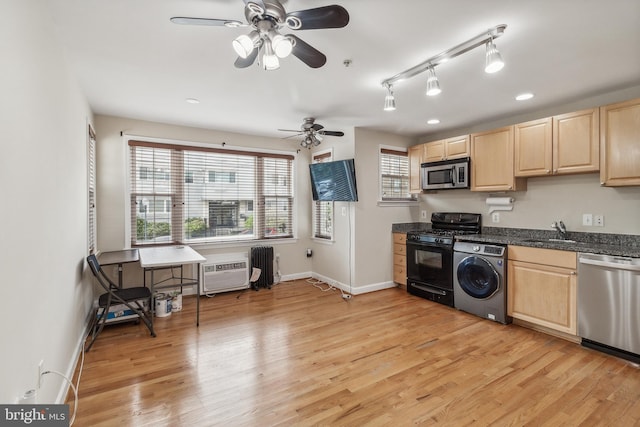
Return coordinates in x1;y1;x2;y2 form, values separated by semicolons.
484;37;504;73
381;25;507;110
383;83;396;111
425;67;441;96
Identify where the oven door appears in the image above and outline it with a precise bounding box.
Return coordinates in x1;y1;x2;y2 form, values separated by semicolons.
406;240;454;306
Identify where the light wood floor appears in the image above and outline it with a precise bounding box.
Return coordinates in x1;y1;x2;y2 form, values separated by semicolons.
69;279;640;426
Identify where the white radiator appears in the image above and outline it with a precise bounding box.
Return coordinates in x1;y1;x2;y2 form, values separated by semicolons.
200;252;249;295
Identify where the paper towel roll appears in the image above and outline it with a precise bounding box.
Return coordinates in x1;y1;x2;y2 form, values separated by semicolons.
486;197;514;206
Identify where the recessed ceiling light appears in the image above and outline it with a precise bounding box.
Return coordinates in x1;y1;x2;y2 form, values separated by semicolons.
515;93;534;101
427;119;440;125
185;98;200;104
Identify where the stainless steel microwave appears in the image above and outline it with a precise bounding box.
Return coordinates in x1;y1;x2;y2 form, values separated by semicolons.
421;157;470;190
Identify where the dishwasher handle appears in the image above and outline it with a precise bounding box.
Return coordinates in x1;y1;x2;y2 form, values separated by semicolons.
579;256;640;272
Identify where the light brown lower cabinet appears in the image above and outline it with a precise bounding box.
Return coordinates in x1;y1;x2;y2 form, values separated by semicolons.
393;233;407;286
507;246;577;335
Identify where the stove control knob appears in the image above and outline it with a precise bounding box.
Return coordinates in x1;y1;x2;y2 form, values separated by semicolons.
473;245;481;252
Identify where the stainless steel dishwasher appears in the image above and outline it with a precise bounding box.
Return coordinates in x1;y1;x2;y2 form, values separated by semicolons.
578;253;640;362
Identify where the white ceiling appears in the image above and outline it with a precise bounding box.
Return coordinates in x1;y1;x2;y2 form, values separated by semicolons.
48;0;640;141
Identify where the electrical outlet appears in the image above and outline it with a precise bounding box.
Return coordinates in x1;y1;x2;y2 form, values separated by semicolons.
594;215;604;227
421;210;427;219
491;212;500;223
38;360;44;389
341;207;347;216
275;253;280;261
582;213;593;226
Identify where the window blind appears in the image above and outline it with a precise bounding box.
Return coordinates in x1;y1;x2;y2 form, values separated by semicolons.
380;148;414;201
88;124;97;254
128;140;294;246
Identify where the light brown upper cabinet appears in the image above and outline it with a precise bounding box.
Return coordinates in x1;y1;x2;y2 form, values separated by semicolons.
423;135;470;163
471;126;526;192
514;108;599;177
600;97;640;187
408;144;424;193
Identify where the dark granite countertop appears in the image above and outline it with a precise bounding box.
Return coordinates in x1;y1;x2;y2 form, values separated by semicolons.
392;223;640;257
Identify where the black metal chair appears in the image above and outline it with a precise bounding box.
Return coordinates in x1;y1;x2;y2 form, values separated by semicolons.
85;254;155;351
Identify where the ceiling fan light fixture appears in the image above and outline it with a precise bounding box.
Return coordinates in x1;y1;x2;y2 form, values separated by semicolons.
233;30;260;58
272;34;293;58
262;40;280;70
484;39;504;73
425;67;441;96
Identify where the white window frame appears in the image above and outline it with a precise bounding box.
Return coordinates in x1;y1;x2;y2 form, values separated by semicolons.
378;145;418;206
312;148;334;241
123;135;298;248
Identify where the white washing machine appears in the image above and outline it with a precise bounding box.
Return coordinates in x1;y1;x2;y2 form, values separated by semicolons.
453;241;511;324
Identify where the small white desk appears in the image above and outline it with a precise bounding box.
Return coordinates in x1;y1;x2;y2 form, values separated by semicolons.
139;246;206;328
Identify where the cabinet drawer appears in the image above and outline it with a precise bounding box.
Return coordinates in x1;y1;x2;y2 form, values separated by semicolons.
393;233;407;244
508;245;576;269
394;243;406;256
393;253;406;266
393;266;407;285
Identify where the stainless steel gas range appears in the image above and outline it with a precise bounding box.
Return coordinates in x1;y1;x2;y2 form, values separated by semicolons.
406;212;481;307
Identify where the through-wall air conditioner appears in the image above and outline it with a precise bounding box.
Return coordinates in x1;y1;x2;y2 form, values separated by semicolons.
200;252;249;295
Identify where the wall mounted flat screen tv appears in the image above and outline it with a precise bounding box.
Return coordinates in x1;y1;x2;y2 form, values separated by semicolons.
309;159;358;202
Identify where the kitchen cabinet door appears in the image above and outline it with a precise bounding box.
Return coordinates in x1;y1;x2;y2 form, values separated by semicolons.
515;117;553;177
408;144;424;193
423;135;470;163
471;126;526;191
507;246;577;336
553;108;599;174
600;97;640;186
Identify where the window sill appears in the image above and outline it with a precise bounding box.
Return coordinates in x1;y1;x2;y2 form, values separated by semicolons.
187;237;299;251
377;200;420;207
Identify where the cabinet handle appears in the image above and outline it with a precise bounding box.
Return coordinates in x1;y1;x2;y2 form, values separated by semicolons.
546;169;551;174
553;169;558;174
571;271;576;275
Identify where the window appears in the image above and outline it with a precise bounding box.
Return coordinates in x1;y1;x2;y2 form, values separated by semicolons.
128;140;294;246
312;151;333;240
380;148;416;201
87;124;97;254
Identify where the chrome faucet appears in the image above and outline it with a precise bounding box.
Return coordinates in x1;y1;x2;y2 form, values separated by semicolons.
551;221;567;239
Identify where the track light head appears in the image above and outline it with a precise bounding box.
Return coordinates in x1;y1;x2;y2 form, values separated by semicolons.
426;67;441;96
484;39;504;73
383;84;396;111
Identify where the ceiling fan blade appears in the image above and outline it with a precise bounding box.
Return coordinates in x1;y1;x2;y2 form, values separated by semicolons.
289;35;326;68
311;123;324;131
234;48;259;68
286;5;349;30
277;129;302;133
282;133;304;140
170;17;246;27
319;130;344;137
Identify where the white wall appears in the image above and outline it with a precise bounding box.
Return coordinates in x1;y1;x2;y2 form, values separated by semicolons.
309;128;417;292
353;128;418;289
422;174;640;234
0;1;94;404
95;115;315;282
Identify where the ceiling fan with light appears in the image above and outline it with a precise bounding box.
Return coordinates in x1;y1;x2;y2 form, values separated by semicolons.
279;117;344;148
171;0;349;70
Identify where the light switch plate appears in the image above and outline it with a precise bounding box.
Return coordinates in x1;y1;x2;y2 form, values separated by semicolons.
582;213;593;226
